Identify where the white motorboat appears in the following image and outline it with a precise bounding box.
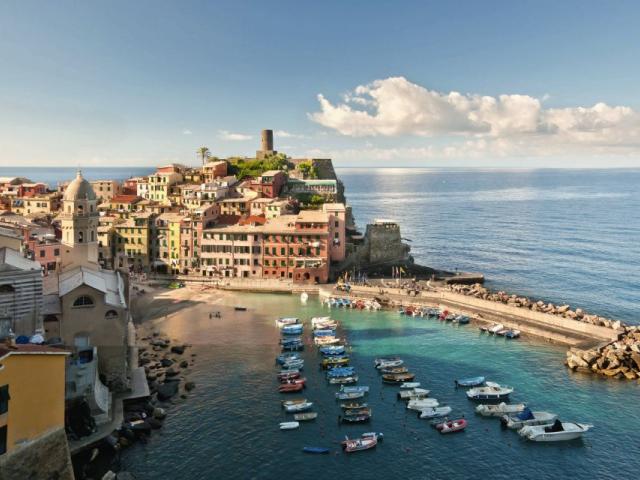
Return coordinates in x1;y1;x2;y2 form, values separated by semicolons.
374;357;401;368
276;317;299;328
501;409;558;429
279;421;300;430
519;420;593;442
475;402;526;417
314;337;341;345
407;398;439;411
311;316;331;327
398;388;430;400
419;406;452;419
466;382;513;401
375;359;404;370
400;382;421;389
488;323;504;334
284;401;313;413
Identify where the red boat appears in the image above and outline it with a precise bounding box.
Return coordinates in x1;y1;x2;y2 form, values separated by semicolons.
279;383;304;393
277;371;300;381
435;418;467;434
404;306;415;315
439;309;449;321
280;377;306;386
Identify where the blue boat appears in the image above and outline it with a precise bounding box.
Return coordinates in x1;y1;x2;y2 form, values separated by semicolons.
313;329;336;337
276;353;301;365
340;385;369;393
454;315;470;324
282;324;303;335
455;376;485;387
319;345;345;355
326;367;356;378
303;446;330;454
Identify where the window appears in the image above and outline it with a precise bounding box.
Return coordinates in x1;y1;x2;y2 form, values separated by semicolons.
54;248;60;256
40;250;45;258
105;310;118;320
72;295;94;308
0;425;6;456
0;385;8;415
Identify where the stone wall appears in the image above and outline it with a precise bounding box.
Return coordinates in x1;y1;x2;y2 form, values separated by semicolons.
0;427;74;480
365;222;410;265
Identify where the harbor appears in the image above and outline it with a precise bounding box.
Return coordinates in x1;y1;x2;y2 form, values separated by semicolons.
112;286;639;479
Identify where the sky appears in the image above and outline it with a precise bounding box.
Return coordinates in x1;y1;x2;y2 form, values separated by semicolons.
1;0;640;168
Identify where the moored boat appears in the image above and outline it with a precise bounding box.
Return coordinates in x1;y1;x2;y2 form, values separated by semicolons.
505;329;521;339
340;402;368;410
279;421;299;430
379;366;409;374
328;375;358;385
282;324;303;335
435;418;467;434
284;401;313;413
488;323;504;334
419;406;452;419
501;408;558;429
341;413;371;423
336;391;365;400
518;420;593;442
326;367;355;378
455;376;485;387
277;371;300;381
280;377;306;386
282;398;307;407
407;398;439;411
294;412;318;421
466;382;513;401
375;359;404;370
382;372;415;384
340;385;369;393
303;446;330;454
400;382;421;389
275;317;299;328
321;356;350;369
279;383;304;393
374;357;401;368
314;337;341;346
344;407;372;416
341;434;378;453
475;402;526;417
398;388;430;400
319;345;345;355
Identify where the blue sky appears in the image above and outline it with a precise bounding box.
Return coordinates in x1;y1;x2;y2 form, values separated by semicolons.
1;0;640;167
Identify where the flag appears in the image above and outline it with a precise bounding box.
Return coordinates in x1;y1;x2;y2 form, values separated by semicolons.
400;267;406;274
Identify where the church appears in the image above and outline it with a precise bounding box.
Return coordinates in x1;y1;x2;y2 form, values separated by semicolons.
43;171;132;391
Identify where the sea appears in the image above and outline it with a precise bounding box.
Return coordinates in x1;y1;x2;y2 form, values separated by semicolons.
5;166;639;479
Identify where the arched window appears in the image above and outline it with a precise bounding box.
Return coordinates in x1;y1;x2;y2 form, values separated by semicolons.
105;310;118;320
78;231;84;243
0;284;15;293
90;231;95;242
72;295;94;308
77;204;84;214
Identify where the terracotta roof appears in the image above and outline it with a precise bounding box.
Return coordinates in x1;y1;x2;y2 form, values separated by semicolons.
110;195;141;204
215;214;241;226
239;215;267;226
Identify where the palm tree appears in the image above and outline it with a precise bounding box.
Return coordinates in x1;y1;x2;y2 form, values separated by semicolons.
197;146;210;166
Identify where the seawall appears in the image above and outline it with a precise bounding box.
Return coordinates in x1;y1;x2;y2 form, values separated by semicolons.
321;285;621;346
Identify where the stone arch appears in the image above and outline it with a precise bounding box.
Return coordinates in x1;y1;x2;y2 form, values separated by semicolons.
105;309;118;320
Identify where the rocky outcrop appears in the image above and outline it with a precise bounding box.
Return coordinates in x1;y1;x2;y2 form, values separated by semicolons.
446;283;624;330
566;326;640;380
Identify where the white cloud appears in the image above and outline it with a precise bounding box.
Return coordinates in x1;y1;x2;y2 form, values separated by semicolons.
275;130;306;139
182;129;192;135
218;130;253;141
309;77;640;158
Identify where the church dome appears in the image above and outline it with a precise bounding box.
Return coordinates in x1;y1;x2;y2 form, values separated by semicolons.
64;170;96;201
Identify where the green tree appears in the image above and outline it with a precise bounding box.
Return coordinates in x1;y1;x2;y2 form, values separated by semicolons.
197;146;210;166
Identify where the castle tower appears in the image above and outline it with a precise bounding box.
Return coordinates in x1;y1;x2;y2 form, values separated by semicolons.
256;129;277;159
59;170;100;271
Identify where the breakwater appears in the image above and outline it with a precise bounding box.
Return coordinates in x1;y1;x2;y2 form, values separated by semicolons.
319;284;621;346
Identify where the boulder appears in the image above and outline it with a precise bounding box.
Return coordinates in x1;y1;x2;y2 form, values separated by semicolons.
185;381;196;391
179;360;189;368
171;345;186;355
102;472;117;480
557;305;570;314
160;358;174;368
157;380;180;400
153;407;167;420
165;367;180;377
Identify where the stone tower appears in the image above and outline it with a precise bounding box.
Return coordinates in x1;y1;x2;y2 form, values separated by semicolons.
59;170;100;271
256;129;277;159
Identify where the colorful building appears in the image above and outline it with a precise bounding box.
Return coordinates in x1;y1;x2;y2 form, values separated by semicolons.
0;344;69;457
248;170;287;198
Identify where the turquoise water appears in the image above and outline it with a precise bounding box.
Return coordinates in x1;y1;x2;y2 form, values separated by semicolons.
120;294;638;479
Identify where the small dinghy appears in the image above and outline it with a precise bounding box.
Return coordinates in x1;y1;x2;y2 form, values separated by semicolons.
501;408;557;429
303;446;329;454
505;329;521;339
379;366;409;374
488;323;504;334
282;398;307;408
284;401;313;413
435;418;467;434
375;359;404;370
419;406;452;419
328;375;358;385
398;388;430;400
407;398;439;411
343;407;372;416
294;412;318;421
453;315;470;324
276;317;299;328
340;385;369;394
326;367;355;378
314;337;341;346
279;383;304;393
341;402;368;410
466;382;513;401
314;329;336;337
319;345;345;355
400;382;421;389
280;377;306;386
279;421;300;430
519;420;593;442
336;391;365;400
321;357;350;369
341;433;379;453
277;371;300;381
382;373;415;384
341;413;371;423
455;376;485;387
476;402;526;417
374;357;401;368
282;324;303;335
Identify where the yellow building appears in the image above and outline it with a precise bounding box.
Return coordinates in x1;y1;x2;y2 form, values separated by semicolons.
114;212;153;269
11;194;61;216
0;344;69;456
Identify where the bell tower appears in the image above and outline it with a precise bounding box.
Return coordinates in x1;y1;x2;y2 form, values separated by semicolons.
60;170;100;270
